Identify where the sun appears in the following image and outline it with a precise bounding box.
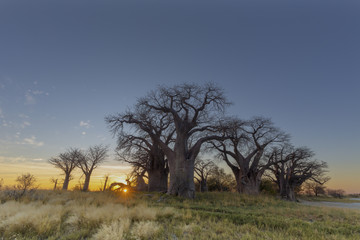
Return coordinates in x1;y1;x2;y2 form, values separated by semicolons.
123;188;128;193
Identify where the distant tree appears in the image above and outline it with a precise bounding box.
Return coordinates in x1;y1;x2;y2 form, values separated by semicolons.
194;158;217;192
260;178;278;195
327;189;346;198
15;173;37;197
100;174;110;191
267;145;329;201
0;178;3;190
76;145;108;191
207;166;236;192
48;148;82;190
50;177;58;190
304;181;328;196
212;117;289;194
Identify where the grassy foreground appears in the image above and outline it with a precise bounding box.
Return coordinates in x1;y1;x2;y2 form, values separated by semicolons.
0;190;359;240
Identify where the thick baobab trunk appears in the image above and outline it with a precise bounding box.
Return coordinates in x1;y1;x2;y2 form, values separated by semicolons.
62;174;70;190
148;168;168;192
83;174;91;191
285;185;296;201
171;158;195;198
168;153;195;198
168;157;176;193
136;175;147;191
168;134;197;198
235;171;261;195
148;150;169;192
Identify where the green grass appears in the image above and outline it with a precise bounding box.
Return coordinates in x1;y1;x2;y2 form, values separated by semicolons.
298;195;360;203
0;190;359;239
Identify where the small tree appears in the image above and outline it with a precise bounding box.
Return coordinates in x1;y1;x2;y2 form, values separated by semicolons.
50;177;58;190
76;145;108;191
194;158;217;192
100;174;110;191
48;148;81;190
15;173;37;197
304;181;328;196
327;189;346;198
207;166;236;192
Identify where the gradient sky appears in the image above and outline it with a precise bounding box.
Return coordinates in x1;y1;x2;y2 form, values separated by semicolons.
0;0;359;192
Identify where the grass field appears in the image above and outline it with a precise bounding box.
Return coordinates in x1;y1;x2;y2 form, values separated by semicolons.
0;190;359;240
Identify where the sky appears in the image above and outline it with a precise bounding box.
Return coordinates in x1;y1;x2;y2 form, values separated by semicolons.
0;0;359;192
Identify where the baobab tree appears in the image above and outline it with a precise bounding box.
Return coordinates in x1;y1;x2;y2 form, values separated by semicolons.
48;148;81;190
137;83;228;198
107;83;228;198
267;145;329;201
212;117;289;194
107;109;174;192
76;145;108;191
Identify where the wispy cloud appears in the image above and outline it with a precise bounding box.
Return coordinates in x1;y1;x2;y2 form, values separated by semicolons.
25;91;36;105
0;156;28;163
22;136;44;147
80;120;92;129
0;156;45;163
20;121;31;129
24;89;50;105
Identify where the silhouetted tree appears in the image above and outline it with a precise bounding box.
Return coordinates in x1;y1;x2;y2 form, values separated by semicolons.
50;177;58;190
194;158;217;192
304;181;328;196
212;117;288;194
267;145;329;201
76;145;108;191
137;83;228;198
107;105;174;192
327;189;346;198
101;174;110;191
48;148;81;190
15;173;37;197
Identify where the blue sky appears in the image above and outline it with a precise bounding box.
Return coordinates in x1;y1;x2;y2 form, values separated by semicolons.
0;0;359;191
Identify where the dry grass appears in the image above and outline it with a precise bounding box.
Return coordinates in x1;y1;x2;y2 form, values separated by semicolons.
0;190;359;239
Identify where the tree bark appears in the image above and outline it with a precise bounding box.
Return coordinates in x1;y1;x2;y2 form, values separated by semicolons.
148;148;169;192
236;171;261;195
285;185;296;201
168;134;196;198
62;174;70;190
83;174;91;191
148;168;168;192
136;175;147;191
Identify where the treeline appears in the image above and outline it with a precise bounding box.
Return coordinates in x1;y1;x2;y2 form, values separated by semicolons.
106;83;330;201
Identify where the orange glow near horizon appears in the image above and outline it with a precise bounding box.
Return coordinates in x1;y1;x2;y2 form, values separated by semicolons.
0;162;131;191
1;161;359;194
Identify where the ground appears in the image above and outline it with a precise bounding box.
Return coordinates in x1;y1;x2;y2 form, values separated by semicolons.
0;190;359;239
